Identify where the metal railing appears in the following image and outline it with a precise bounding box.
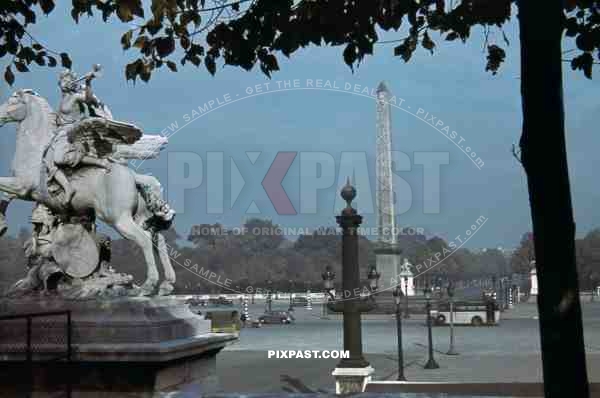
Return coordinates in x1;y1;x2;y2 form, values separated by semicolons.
0;310;72;362
0;310;72;397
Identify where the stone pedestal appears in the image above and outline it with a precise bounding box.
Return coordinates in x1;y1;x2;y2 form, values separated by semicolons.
332;365;374;394
529;262;538;303
0;297;237;396
398;258;415;296
375;244;402;292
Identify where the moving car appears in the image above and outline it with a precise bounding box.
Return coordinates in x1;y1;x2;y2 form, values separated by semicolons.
258;311;295;324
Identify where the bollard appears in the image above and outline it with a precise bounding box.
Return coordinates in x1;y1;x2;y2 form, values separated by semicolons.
242;295;250;325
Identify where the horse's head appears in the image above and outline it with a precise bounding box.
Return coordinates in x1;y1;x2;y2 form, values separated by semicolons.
0;89;56;182
0;90;31;127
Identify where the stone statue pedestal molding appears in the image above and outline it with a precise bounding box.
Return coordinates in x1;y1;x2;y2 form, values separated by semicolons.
0;297;237;396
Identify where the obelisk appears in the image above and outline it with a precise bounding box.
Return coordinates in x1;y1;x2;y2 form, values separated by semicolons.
375;81;402;291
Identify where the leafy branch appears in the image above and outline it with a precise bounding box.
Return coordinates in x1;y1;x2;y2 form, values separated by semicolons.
2;0;600;84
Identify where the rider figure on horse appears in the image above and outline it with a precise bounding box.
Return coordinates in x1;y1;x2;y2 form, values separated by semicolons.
45;69;112;205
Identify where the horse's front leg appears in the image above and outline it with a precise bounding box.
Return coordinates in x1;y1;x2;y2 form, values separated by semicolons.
0;198;9;237
0;177;27;237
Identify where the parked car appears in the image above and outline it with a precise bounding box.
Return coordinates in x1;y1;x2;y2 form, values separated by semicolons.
209;296;234;306
185;296;207;313
291;297;308;307
258;311;295;324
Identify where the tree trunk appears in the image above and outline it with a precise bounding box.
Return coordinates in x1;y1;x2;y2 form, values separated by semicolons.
517;1;589;396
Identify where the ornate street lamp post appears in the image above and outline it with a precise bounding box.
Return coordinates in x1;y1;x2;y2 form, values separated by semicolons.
446;280;459;355
265;279;273;313
392;285;406;381
305;281;313;310
323;266;335;297
367;265;380;296
288;279;295;312
328;180;376;394
322;266;335;317
590;273;597;302
403;276;410;319
424;285;440;369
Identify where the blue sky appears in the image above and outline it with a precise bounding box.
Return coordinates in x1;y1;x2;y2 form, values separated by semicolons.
1;4;600;249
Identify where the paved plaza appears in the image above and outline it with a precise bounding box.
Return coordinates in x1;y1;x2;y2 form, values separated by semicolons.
207;301;600;394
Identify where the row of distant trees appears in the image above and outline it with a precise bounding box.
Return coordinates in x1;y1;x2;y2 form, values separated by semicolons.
510;230;600;291
1;218;597;294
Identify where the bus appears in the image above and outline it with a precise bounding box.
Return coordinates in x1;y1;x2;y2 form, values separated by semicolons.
432;300;501;326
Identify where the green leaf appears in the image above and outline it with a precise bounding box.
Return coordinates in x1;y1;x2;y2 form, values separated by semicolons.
576;33;594;52
71;8;80;23
265;54;279;71
190;44;204;56
39;0;55;15
422;32;435;54
60;53;72;68
166;60;178;72
180;35;190;49
155;36;176;58
24;9;36;25
116;0;143;22
14;62;29;73
565;18;579;38
133;35;149;49
446;32;459;41
34;54;46;66
572;53;594;79
121;30;133;50
189;55;201;67
343;43;357;70
140;65;152;82
485;45;506;75
4;66;15;86
146;18;163;36
205;55;216;75
125;61;138;82
394;41;413;63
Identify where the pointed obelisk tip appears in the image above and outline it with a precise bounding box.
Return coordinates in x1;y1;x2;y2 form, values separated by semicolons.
377;81;390;93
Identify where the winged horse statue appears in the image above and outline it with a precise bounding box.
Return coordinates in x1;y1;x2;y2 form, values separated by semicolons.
0;66;177;296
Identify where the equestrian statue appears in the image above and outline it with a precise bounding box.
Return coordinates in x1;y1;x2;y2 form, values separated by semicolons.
0;65;177;297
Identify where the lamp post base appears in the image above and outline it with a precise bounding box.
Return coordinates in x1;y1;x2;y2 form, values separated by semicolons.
424;358;440;370
446;347;459;356
332;365;374;394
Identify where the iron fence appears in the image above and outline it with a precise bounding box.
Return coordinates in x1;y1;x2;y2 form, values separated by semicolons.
0;310;72;397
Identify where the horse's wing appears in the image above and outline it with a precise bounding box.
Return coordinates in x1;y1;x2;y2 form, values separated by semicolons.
113;134;168;160
67;117;143;158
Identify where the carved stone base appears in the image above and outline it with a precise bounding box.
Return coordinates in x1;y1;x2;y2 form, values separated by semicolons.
56;270;136;299
6;258;141;299
331;365;374;394
0;297;237;396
